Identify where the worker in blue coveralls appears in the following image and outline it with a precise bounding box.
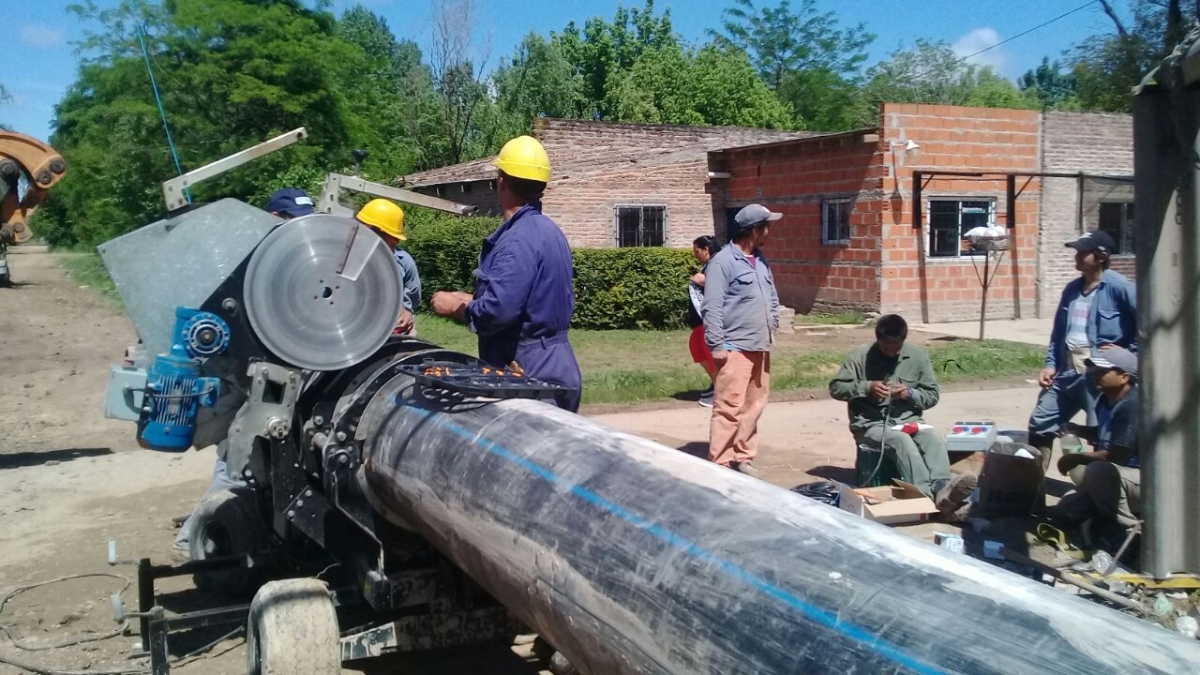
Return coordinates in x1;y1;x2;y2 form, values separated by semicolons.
430;135;582;412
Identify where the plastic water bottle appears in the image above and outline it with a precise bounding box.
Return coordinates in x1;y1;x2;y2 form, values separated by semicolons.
1060;433;1087;485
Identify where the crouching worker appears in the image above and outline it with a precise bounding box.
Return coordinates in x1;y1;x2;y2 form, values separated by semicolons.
1050;347;1142;542
828;314;975;519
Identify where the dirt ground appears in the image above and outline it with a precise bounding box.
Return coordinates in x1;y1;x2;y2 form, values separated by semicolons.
0;246;1076;674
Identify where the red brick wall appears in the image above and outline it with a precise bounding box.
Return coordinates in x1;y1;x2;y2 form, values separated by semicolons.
879;103;1041;323
716;132;886;313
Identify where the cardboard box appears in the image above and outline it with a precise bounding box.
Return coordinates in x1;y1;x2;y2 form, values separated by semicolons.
975;442;1046;518
839;480;940;525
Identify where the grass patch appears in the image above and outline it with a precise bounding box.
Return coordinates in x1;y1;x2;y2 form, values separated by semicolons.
415;316;1043;405
55;251;121;306
794;310;867;325
54;255;1041;406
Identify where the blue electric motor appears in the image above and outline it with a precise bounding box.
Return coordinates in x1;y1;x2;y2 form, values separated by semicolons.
137;308;227;451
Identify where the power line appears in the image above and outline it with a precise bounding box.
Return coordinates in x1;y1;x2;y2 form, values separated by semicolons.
953;0;1099;67
901;0;1099;83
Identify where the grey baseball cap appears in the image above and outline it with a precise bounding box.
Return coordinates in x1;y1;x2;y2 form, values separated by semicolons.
1086;346;1138;378
733;204;782;231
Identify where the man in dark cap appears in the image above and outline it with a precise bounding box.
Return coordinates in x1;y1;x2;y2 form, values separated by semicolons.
1027;230;1137;472
266;187;316;219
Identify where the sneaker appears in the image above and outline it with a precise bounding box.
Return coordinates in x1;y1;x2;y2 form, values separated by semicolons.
733;462;761;478
935;474;978;514
698;392;714;408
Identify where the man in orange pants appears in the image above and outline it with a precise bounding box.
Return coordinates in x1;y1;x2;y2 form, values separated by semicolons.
702;204;781;477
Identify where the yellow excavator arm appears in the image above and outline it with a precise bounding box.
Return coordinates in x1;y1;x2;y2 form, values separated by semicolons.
0;131;68;244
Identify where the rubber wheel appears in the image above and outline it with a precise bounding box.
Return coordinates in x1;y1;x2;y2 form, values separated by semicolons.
188;488;267;596
247;579;340;675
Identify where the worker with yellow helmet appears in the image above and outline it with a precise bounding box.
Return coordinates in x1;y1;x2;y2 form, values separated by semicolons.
356;198;422;336
430;135;582;411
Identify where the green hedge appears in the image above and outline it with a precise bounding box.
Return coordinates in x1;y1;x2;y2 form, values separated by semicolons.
403;209;696;330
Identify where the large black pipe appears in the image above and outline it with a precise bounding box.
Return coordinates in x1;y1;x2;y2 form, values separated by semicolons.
357;378;1200;675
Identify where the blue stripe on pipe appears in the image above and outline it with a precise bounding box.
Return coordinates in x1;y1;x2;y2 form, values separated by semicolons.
398;402;946;675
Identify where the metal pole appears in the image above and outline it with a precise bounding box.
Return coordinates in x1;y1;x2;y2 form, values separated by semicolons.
979;253;990;340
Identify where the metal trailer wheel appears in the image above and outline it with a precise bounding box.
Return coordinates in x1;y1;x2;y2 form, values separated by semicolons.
188;488;268;596
246;579;340;675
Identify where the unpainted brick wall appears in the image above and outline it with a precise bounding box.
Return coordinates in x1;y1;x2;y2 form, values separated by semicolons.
718;133;885;314
1038;112;1134;315
535;119;803;248
413;180;502;216
878;103;1041;323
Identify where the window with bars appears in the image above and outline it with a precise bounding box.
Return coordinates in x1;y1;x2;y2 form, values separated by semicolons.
822;199;852;245
1098;202;1134;255
927;199;993;258
615;206;667;247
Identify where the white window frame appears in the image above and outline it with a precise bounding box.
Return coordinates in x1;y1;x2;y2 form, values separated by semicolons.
821;199;852;246
613;205;668;247
924;198;995;259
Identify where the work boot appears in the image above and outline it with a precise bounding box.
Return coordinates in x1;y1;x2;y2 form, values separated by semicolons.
733;462;761;478
935;474;978;515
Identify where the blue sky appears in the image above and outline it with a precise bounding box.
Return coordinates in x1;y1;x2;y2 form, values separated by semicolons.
1;0;1120;139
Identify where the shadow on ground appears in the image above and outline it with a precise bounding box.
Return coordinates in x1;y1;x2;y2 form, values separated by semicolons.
0;447;112;469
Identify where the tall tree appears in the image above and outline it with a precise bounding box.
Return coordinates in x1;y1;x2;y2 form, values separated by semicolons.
491;33;588;141
429;0;491;164
860;40;1038;121
1018;57;1079;110
44;0;357;245
604;44;792;128
1071;0;1199;112
710;0;875;130
553;0;676;120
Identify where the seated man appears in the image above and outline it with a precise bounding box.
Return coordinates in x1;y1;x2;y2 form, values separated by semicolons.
1051;347;1141;535
828;314;975;518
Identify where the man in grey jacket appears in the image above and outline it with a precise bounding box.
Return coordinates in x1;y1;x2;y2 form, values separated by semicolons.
702;204;781;477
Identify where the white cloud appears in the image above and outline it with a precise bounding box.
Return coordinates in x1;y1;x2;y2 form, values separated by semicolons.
19;24;65;48
951;27;1008;74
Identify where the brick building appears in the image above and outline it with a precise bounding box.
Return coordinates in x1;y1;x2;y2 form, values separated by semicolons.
404;105;1133;322
1037;112;1135;315
710;103;1133;322
398;118;808;247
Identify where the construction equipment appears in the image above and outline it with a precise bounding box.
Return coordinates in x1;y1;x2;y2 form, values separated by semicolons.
0;131;68;285
94;134;1200;675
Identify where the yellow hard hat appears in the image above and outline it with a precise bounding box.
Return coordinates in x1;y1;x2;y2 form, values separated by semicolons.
492;135;551;183
356;199;405;241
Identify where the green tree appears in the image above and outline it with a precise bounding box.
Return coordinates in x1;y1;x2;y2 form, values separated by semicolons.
859;40;1038;122
334;5;436;178
553;0;677;120
710;0;875;130
1070;0;1198;112
491;33;588;141
605;44;792;128
44;0;358;246
1018;57;1079;110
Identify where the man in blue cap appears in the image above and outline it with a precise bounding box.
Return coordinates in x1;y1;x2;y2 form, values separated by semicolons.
266;187;316;219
